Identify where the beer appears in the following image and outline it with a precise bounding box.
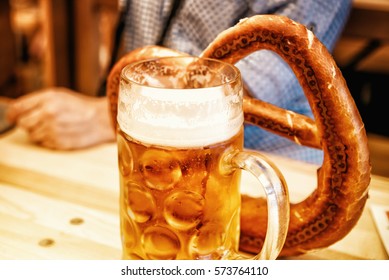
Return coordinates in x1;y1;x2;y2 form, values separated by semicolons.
116;56;289;260
118;127;243;260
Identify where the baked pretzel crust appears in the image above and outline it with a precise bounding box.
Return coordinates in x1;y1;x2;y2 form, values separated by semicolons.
201;15;370;256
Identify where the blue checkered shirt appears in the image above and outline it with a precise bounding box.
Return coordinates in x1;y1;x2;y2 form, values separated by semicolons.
122;0;352;164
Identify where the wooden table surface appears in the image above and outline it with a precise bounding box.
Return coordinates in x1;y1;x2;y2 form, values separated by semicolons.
0;129;388;260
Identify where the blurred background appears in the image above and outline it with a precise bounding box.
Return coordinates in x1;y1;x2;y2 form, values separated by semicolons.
0;0;118;98
1;0;388;176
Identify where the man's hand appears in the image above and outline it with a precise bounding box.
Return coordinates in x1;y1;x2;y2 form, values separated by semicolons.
7;87;115;150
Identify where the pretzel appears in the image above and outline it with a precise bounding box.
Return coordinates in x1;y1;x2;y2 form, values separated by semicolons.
106;15;371;257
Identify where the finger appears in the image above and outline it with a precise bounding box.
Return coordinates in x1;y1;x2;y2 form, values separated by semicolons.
7;92;46;122
40;138;57;149
40;134;74;150
16;108;45;132
28;122;51;143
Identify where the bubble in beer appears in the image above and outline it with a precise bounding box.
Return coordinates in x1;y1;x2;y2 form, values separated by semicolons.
117;133;133;176
190;222;225;256
127;253;143;260
164;190;205;231
126;182;156;223
142;226;180;260
179;153;211;194
139;150;182;190
121;216;137;249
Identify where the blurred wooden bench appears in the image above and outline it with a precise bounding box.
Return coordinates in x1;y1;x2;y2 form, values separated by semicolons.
334;0;389;73
40;0;118;95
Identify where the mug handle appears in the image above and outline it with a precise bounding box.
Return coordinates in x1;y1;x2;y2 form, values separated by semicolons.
224;150;290;260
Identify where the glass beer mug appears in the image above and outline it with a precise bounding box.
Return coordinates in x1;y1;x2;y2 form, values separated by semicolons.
117;56;289;260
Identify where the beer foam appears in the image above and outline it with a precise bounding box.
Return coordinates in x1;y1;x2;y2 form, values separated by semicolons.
118;85;243;148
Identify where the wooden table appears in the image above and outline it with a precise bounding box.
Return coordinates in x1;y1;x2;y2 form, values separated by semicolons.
0;129;388;260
